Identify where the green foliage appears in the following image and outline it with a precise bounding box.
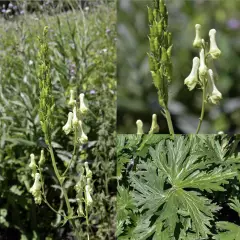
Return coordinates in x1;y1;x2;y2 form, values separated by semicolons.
117;134;240;239
0;2;116;239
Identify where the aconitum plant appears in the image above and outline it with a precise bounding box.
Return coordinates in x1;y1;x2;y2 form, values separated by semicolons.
28;26;93;240
136;0;223;135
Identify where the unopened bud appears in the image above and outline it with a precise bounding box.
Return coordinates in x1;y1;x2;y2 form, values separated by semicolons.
199;48;208;79
72;106;78;126
39;150;45;166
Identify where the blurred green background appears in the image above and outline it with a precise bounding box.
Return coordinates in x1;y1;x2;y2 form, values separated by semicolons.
117;0;240;134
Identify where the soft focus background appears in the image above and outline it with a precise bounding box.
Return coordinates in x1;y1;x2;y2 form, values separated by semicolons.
0;1;116;239
117;0;240;134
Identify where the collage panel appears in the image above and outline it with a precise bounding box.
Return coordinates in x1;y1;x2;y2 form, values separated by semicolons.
117;0;240;134
0;1;116;240
117;134;240;239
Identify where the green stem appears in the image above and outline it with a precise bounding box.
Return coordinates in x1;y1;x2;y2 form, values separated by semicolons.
62;127;77;177
164;107;174;137
196;83;207;134
85;205;90;240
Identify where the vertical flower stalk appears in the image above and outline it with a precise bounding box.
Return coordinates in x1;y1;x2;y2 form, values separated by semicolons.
184;24;222;133
148;0;174;136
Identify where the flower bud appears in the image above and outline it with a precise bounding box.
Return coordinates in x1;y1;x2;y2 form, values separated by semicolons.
149;114;160;134
184;57;200;91
199;48;208;78
68;89;76;106
30;173;42;204
39;150;45;166
209;29;221;59
136;120;144;135
77;198;84;216
85;185;93;207
62;112;73;135
79;93;88;114
84;162;92;179
193;24;202;48
72;106;78;126
77;120;88;144
208;69;222;104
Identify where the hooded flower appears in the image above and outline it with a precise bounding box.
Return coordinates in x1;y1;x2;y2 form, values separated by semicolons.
149;114;160;134
136;120;144;135
199;48;208;79
208;69;222;104
184;57;200;91
209;29;221;59
39;150;45;166
85;184;93;207
193;24;202;48
62;112;73;135
30;173;42;204
84;162;92;179
77;120;88;144
68;89;76;106
72;106;78;126
79;93;88;114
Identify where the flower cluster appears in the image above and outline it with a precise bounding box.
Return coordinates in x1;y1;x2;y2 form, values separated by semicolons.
29;151;46;205
62;90;89;144
75;162;93;217
184;24;222;105
136;114;160;134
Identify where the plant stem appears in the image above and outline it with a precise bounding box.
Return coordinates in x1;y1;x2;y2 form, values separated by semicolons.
164;107;174;136
196;83;207;134
85;205;90;240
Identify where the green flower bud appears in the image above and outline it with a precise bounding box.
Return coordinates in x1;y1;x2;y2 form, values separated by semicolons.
160;0;165;15
184;57;200;91
151;71;161;89
193;24;202;48
161;47;168;63
39;150;45;166
85;185;93;207
72;106;78;126
148;6;154;24
199;48;208;78
62;112;73;135
208;69;222;104
68;89;76;106
79;93;88;114
84;162;92;179
149;114;160;134
209;29;221;59
136;120;144;135
77;197;84;216
30;173;42;205
77;120;88;144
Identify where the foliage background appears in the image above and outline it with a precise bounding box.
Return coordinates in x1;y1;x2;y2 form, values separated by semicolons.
117;134;240;239
117;0;240;134
0;1;116;239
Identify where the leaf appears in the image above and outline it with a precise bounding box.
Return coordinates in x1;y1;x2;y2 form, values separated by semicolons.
214;222;240;240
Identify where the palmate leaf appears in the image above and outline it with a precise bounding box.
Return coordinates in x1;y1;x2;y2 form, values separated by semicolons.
130;136;237;238
214;222;240;240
